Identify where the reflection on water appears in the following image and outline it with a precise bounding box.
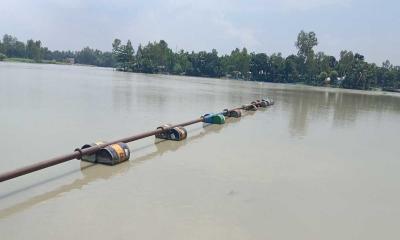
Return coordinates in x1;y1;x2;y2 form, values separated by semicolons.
276;89;400;137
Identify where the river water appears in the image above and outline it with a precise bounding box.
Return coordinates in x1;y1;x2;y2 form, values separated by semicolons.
0;62;399;239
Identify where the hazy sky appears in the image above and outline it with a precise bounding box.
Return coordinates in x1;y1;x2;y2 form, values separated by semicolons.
0;0;399;65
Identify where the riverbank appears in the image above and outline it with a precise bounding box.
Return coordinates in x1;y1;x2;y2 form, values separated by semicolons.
3;57;66;65
1;57;98;67
115;68;400;95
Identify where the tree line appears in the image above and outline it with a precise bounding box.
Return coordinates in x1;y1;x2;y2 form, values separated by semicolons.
111;31;400;90
1;31;400;90
0;34;113;67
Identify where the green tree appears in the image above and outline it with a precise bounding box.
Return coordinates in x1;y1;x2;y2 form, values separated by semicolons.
0;53;6;61
222;48;250;78
316;52;337;74
112;39;135;71
0;39;3;54
3;34;26;58
75;47;98;65
339;52;373;90
284;55;301;83
173;50;192;75
269;53;285;82
26;39;42;62
125;40;135;70
295;31;318;61
97;52;114;67
250;53;269;81
112;39;122;67
295;31;318;84
330;70;338;85
318;71;328;85
112;39;121;52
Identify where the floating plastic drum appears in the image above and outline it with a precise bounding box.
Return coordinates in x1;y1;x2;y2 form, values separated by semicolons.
230;109;242;117
243;104;258;111
251;100;268;108
175;127;187;140
257;100;268;108
251;104;258;111
80;141;105;163
203;114;225;124
155;124;172;139
96;142;130;165
262;98;274;105
222;109;230;117
155;125;187;141
261;99;270;106
222;109;242;118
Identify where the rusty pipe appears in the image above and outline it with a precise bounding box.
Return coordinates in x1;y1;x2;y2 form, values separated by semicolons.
0;117;206;183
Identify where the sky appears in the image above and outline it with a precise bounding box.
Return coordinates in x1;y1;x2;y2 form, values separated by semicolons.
0;0;399;65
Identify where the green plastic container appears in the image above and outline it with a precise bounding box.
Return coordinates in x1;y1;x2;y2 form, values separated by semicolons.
203;114;225;124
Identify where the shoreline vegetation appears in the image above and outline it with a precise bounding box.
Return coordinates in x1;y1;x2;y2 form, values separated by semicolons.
4;57;64;64
2;57;97;67
0;31;399;92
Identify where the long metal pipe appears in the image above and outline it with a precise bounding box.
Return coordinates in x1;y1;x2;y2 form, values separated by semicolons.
0;104;253;183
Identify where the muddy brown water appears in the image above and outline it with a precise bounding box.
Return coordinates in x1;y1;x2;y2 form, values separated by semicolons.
1;62;400;239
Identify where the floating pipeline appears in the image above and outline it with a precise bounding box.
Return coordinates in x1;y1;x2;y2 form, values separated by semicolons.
0;98;274;182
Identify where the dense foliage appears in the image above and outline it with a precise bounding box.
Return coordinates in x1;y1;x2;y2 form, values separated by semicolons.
111;31;400;90
1;31;400;90
0;53;6;61
0;34;113;67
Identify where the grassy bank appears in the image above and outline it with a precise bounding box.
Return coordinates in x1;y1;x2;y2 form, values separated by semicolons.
3;57;66;65
1;57;99;67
